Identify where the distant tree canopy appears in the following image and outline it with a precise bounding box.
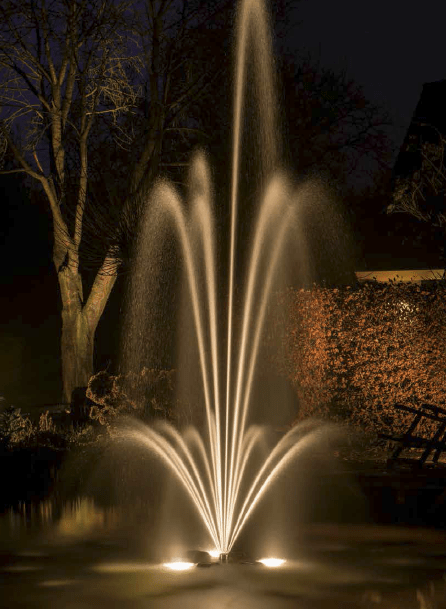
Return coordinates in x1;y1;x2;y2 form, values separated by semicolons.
279;54;393;189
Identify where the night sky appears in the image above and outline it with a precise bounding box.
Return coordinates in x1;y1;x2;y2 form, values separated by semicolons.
286;0;446;149
1;0;446;409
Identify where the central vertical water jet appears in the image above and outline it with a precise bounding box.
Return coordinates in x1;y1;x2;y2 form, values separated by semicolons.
225;0;279;551
119;0;333;557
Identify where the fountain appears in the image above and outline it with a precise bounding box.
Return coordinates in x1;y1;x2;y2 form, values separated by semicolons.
117;0;337;559
3;2;446;606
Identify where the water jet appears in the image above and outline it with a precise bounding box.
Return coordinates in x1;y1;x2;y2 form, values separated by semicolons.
117;0;340;558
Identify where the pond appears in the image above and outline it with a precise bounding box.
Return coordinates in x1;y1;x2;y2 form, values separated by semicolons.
2;498;446;608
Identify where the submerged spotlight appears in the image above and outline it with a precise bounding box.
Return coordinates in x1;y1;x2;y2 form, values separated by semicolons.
163;561;195;571
207;549;220;558
258;558;286;568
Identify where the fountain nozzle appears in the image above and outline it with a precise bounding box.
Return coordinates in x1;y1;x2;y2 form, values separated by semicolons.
219;553;229;564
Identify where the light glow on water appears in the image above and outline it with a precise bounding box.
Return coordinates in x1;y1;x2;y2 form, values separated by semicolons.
39;579;77;587
259;558;286;568
3;565;43;572
163;562;195;571
207;549;220;558
92;563;156;573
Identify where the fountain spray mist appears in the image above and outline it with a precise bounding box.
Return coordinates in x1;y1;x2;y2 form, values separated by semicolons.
119;0;330;556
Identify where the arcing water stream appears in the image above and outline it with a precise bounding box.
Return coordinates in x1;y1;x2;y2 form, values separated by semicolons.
120;0;329;556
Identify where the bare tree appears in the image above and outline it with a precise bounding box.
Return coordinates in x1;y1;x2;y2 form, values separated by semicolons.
0;0;231;403
281;55;393;186
0;0;141;403
389;133;446;227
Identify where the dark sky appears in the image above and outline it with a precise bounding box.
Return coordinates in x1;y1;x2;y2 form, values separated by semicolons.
286;0;446;151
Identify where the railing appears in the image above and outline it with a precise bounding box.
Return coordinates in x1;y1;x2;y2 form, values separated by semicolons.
380;403;446;468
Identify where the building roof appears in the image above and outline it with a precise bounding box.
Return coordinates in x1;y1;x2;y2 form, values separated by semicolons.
394;80;446;177
355;269;445;283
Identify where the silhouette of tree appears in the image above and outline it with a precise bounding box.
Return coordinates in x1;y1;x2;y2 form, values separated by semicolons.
280;55;393;186
0;0;232;403
389;134;446;227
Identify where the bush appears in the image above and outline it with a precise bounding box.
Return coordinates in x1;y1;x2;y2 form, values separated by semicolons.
285;281;446;437
0;405;34;446
86;368;180;427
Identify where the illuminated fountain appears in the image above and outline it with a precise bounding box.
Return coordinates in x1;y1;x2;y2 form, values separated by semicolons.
119;0;334;560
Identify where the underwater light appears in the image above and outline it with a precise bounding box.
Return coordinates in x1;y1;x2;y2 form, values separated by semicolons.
163;561;195;571
207;549;220;558
258;558;286;567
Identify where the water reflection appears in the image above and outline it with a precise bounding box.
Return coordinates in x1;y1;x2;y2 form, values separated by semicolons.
0;497;120;540
56;497;119;539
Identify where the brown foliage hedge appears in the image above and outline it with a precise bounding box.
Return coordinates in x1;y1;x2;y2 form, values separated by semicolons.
284;282;446;436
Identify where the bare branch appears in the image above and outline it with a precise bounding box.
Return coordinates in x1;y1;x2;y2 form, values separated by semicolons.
0;168;29;175
390;134;446;228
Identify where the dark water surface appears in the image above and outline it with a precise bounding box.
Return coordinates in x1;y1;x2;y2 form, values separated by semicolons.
2;501;446;608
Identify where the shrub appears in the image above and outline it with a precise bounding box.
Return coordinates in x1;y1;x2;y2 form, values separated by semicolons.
38;410;56;433
285;281;446;437
86;368;179;427
0;405;34;446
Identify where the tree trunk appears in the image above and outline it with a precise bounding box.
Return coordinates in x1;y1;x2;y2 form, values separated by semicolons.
61;306;95;405
58;266;90;404
58;260;117;404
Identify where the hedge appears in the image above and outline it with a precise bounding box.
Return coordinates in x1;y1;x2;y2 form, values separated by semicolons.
283;281;446;437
